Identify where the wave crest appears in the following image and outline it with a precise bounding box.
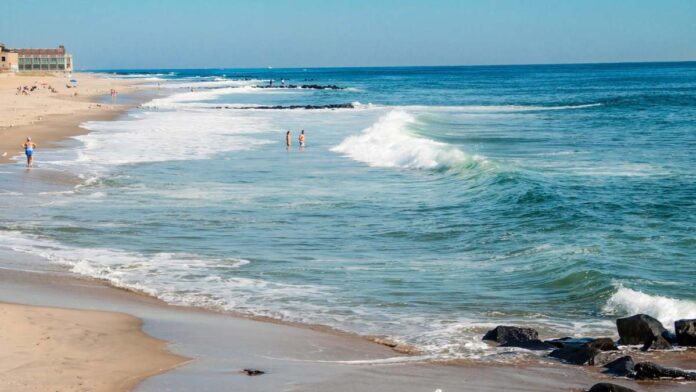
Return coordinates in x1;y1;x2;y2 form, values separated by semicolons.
603;285;696;329
331;110;486;171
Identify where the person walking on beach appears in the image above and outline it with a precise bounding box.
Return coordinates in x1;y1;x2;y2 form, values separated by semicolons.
286;130;292;148
22;137;36;167
299;130;306;147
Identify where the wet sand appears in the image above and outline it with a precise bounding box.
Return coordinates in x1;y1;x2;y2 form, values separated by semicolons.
0;267;693;392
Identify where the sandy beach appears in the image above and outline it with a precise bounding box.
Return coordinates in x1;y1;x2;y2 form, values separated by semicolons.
0;72;136;164
0;302;187;392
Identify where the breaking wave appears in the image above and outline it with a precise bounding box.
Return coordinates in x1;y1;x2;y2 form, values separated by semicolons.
331;110;487;171
603;285;696;329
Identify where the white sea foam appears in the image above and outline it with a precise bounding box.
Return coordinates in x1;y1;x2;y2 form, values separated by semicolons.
64;110;273;168
0;230;322;318
143;85;291;109
603;285;696;329
142;78;262;90
331;110;486;170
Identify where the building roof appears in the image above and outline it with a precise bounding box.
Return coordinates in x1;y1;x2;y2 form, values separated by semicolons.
14;46;66;56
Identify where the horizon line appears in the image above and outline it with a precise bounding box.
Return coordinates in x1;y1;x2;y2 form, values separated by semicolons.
80;59;696;72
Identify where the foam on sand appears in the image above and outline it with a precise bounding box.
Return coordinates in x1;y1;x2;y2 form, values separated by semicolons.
331;110;486;171
0;230;322;319
603;285;696;328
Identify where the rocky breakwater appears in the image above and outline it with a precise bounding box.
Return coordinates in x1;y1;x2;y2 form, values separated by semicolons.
257;84;345;90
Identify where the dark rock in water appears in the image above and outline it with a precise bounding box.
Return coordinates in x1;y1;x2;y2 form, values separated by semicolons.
544;337;617;351
675;319;696;346
616;314;668;345
482;326;538;344
299;84;343;90
544;337;593;349
549;346;602;365
602;356;635;377
587;382;636;392
633;362;696;380
592;351;625;367
242;368;265;376
214;103;355;110
499;339;555;350
257;84;344;90
663;331;678;344
585;338;619;351
249;103;354;110
640;334;672;351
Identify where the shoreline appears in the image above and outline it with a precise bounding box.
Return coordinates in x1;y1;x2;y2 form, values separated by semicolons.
1;264;694;391
0;266;650;392
1;71;694;391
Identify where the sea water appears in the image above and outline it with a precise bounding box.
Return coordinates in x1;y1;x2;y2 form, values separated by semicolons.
1;63;695;359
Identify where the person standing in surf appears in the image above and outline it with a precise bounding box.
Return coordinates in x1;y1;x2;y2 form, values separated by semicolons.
286;130;292;148
22;137;36;167
299;130;306;148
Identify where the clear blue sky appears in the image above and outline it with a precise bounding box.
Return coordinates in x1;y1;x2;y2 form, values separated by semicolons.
1;0;695;69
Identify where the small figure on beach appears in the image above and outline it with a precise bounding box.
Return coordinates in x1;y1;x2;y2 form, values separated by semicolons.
22;137;36;167
299;130;306;147
286;130;292;148
269;79;273;87
281;79;286;87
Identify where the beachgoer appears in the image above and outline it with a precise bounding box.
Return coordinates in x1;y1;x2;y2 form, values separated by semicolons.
299;130;305;147
22;137;36;167
281;79;286;87
286;131;291;147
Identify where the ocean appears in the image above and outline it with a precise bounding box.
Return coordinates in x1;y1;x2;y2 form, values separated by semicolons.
1;63;695;360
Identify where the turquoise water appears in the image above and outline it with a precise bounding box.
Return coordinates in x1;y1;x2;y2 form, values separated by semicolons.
1;63;695;358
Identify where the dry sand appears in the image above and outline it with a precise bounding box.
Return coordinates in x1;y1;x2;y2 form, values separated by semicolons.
0;302;187;392
0;72;136;163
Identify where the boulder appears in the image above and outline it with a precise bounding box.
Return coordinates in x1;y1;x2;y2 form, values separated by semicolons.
545;337;593;349
593;351;625;367
616;314;668;345
544;337;617;351
587;383;636;392
499;339;555;350
640;334;672;351
549;346;602;365
482;326;538;344
602;356;635;377
585;338;619;351
675;319;696;346
633;362;696;380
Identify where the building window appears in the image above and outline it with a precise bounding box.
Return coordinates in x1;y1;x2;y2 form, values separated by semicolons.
1;56;5;62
